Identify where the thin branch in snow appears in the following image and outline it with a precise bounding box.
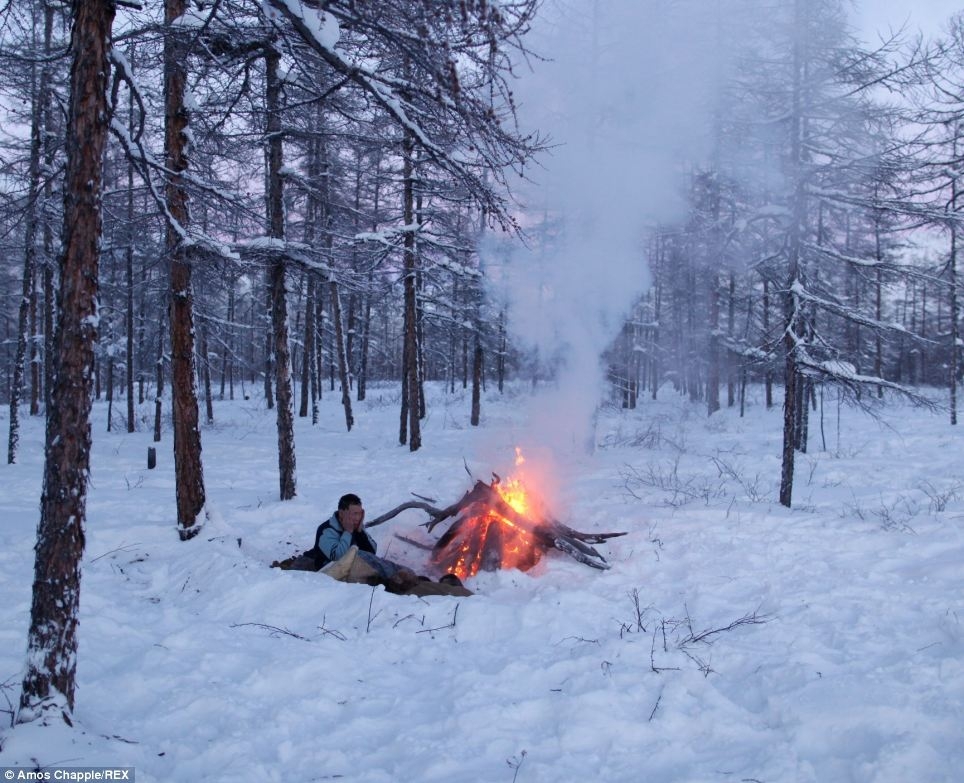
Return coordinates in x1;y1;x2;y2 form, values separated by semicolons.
230;622;311;641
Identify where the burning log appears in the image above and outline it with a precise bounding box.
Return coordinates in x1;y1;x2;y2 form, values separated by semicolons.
367;479;626;579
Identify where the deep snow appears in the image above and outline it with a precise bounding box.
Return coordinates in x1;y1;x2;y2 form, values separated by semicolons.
1;382;962;782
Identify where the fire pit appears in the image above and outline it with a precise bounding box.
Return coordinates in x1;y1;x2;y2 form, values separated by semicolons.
367;451;625;578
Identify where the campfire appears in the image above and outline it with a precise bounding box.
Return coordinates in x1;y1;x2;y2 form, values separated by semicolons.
367;450;625;579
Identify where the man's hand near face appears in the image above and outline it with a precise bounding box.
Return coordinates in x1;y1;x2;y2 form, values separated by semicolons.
341;504;365;532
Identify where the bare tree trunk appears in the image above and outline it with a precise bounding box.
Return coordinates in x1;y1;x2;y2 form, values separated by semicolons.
796;377;810;454
299;273;315;418
399;322;410;445
415;197;427;421
153;308;165;443
263;277;275;409
106;267;115;434
200;318;214;425
43;243;55;416
470;331;483;426
779;0;804;508
7;214;35;464
314;277;324;408
125;246;136;432
497;309;506;394
357;273;372;403
951;216;959;427
401;132;421;450
166;0;206;537
707;269;720;416
137;262;147;406
448;282;458;394
330;280;354;431
780;323;800;507
125;73;137;433
874;226;884;398
39;3;56;419
265;45;296;500
763;275;773;409
462;326;469;390
7;28;43;463
29;264;41;417
358;158;380;403
220;279;235;401
651;242;663;400
19;0;115;725
727;272;736;407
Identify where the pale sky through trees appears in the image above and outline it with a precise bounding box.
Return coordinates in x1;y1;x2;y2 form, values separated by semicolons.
856;0;962;41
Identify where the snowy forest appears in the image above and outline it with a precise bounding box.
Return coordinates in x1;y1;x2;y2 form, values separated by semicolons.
1;0;964;779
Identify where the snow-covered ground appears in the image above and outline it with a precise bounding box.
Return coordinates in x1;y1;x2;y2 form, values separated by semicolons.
1;382;962;782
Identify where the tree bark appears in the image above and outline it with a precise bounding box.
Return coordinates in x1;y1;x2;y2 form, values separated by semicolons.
401;132;421;450
125;59;137;433
41;3;56;418
357;273;373;403
330;280;354;431
874;219;884;398
951;212;959;426
497;310;506;394
153;308;165;443
19;0;115;724
125;170;136;432
763;275;773;409
166;0;206;537
200;317;214;425
220;279;235;401
779;0;805;508
358;156;381;403
471;331;483;426
707;269;720;416
265;45;297;500
727;272;736;408
299;273;316;418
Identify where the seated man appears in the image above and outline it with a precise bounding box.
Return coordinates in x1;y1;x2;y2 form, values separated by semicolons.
310;493;419;593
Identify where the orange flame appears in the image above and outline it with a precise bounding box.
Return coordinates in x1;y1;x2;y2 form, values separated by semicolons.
432;449;545;580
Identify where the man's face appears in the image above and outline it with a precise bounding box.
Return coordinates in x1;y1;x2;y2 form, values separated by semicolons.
341;503;364;531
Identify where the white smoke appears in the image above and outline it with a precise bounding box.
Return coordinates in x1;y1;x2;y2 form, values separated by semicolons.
481;0;724;498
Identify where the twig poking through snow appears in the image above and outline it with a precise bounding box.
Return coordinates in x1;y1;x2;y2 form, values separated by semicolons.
230;623;311;641
648;690;663;722
416;603;460;635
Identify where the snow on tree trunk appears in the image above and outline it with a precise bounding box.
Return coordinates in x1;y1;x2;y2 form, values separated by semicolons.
153;308;165;444
165;0;206;538
19;0;115;725
779;0;805;509
265;45;297;501
401;133;421;451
